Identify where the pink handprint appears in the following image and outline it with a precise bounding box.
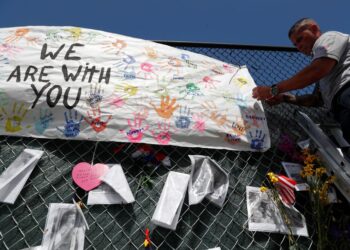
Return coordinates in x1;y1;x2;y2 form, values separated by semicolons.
200;76;220;89
120;113;148;143
151;122;171;145
110;96;125;108
192;114;206;133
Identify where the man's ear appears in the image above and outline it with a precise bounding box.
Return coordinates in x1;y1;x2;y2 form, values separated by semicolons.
309;24;320;34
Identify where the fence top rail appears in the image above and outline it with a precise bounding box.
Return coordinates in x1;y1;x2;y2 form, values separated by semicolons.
154;40;298;52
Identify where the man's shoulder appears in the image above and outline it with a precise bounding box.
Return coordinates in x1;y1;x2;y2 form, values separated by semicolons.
320;31;349;39
313;31;349;60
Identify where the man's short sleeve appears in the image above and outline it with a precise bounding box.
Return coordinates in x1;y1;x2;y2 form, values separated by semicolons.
312;32;349;62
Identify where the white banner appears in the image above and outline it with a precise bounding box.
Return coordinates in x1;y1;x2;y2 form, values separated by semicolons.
0;26;270;151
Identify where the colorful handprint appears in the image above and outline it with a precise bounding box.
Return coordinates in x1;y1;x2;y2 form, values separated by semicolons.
248;129;266;150
151;121;171;145
86;83;104;108
57;110;83;137
114;53;136;70
120;113;148;143
175;106;192;129
200;76;219;89
150;95;179;119
201;101;227;127
84;107;112;133
1;102;29;133
0;89;9;107
35;108;53;134
103;39;127;54
5;28;30;43
192;114;206;133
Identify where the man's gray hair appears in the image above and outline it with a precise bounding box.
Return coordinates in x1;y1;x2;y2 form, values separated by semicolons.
288;18;318;38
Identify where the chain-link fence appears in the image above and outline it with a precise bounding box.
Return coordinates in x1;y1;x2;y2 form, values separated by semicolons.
0;42;334;250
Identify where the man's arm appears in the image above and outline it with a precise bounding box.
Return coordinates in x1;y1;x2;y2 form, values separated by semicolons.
266;89;323;107
252;57;337;100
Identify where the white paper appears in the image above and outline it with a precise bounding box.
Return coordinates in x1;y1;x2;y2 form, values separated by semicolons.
0;149;43;204
87;164;135;205
281;162;309;191
151;171;190;230
41;203;88;250
246;186;308;237
0;26;271;152
297;139;310;149
330;128;350;148
188;155;229;207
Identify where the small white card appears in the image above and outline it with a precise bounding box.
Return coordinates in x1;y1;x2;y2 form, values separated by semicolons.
151;171;190;230
0;149;43;204
87;164;135;205
281;162;309;191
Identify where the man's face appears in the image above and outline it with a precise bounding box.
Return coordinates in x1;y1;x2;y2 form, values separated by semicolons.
290;26;318;55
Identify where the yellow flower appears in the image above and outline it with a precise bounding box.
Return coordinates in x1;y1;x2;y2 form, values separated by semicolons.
267;172;279;183
316;167;327;177
304;154;317;164
260;186;268;192
328;175;336;184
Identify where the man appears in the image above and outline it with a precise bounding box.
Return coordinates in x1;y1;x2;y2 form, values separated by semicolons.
252;18;350;143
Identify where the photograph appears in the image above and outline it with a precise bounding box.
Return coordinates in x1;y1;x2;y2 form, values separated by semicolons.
246;186;308;236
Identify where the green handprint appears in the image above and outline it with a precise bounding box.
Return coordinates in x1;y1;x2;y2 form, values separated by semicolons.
0;89;9;107
1;102;29;133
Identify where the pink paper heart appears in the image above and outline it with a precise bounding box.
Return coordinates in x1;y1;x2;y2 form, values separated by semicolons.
72;162;109;191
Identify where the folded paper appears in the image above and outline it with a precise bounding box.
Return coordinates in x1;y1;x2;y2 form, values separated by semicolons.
0;26;270;152
87;164;135;205
246;186;308;236
41;203;88;250
188;155;229;207
151;171;190;230
0;149;43;204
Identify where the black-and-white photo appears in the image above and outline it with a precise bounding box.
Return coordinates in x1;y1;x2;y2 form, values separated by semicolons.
246;186;308;236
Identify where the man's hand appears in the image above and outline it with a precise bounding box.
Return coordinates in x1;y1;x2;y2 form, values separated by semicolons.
252;86;272;100
265;93;296;106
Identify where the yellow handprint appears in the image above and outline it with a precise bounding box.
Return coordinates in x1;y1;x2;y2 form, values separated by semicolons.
65;27;82;41
151;95;179;119
233;77;249;88
1;103;29;133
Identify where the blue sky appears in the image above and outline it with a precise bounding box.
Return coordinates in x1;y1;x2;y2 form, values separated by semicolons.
0;0;349;47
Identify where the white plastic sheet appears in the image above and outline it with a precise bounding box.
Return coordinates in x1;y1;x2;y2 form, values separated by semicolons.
0;26;270;151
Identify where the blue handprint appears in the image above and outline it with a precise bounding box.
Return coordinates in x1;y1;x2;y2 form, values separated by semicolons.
249;130;266;150
57;110;83;137
114;53;136;70
35;109;53;134
175;106;192;129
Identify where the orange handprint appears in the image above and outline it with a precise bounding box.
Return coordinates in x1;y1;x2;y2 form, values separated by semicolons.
201;101;227;127
151;95;179;119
